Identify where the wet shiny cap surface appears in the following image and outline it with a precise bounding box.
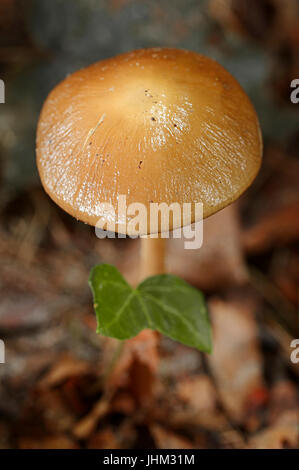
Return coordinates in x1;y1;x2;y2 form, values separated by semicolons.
36;48;262;233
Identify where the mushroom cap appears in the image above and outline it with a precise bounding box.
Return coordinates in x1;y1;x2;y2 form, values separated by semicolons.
36;48;262;234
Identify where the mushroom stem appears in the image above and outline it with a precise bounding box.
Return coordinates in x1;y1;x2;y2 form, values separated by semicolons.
140;237;166;279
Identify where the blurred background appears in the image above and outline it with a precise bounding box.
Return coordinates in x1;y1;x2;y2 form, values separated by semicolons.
0;0;298;449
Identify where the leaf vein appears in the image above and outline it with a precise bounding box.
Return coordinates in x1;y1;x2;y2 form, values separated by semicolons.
143;292;200;338
101;290;136;330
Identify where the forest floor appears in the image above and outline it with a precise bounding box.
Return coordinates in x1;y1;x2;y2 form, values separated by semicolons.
0;0;298;449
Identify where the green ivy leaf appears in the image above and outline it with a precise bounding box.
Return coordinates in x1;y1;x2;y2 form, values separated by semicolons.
89;264;212;352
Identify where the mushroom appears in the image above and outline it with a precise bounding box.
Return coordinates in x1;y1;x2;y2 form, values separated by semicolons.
36;47;262;302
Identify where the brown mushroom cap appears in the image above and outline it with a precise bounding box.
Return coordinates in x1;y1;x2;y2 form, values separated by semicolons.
36;48;262;234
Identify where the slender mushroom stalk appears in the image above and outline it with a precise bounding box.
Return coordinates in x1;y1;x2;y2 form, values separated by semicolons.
140;237;166;279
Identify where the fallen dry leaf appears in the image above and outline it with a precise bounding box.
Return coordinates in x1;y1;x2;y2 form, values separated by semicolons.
34;388;77;433
150;424;194;449
243;203;299;254
87;427;120;449
18;435;78;449
268;380;299;425
72;398;110;440
104;330;159;405
168;204;248;291
209;0;299;44
248;411;299;449
219;429;246;449
38;354;93;389
110;392;136;415
207;297;266;425
176;375;218;413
